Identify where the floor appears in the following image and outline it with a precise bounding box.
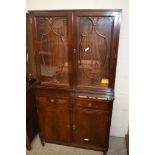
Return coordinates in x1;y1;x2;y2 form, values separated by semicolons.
27;135;127;155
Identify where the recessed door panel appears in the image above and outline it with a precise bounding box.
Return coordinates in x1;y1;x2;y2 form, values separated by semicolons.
37;105;71;143
33;12;72;87
73;108;110;148
76;16;114;88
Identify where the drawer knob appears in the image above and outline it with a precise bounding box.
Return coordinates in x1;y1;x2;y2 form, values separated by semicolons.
83;138;89;141
50;99;55;103
73;48;76;53
67;124;70;129
73;124;76;130
97;97;108;100
88;103;92;107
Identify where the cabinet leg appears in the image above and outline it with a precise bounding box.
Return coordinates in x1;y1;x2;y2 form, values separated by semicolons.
103;151;107;155
40;138;45;146
26;144;31;150
41;140;45;146
26;130;31;150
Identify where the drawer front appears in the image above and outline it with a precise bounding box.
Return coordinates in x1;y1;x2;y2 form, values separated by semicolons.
36;95;69;107
74;99;112;110
35;88;70;107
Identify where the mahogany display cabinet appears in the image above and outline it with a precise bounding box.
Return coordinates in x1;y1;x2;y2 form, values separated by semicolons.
28;9;122;155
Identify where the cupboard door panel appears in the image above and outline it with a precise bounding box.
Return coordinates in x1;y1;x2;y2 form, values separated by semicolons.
73;108;110;148
32;12;72;87
77;16;113;88
37;105;71;143
73;11;121;89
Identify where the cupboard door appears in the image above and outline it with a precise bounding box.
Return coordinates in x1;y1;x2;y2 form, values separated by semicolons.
74;11;121;88
32;12;72;87
73;108;110;148
37;105;71;143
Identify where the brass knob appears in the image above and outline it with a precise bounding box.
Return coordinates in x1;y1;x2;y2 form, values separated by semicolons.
67;124;70;129
73;124;76;130
88;103;92;107
73;48;76;53
50;99;55;103
83;138;89;141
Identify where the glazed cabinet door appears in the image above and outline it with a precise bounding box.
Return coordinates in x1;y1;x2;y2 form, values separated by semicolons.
31;11;72;87
36;98;71;143
73;10;121;88
73;108;110;149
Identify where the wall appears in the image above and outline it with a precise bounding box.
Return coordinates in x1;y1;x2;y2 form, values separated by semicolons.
26;0;129;137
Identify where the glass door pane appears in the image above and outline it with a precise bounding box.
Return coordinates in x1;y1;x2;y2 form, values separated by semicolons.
77;16;114;89
35;16;69;87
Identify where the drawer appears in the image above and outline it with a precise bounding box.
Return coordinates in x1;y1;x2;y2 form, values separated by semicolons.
74;100;112;110
36;95;69;107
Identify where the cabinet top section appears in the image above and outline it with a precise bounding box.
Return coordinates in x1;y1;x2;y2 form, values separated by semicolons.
30;9;121;90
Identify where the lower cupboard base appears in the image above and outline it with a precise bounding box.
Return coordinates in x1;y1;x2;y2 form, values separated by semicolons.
40;138;108;155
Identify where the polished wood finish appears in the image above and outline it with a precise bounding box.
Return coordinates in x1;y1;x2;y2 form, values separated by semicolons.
36;93;71;143
73;98;113;151
73;107;110;148
29;9;121;154
26;80;38;150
